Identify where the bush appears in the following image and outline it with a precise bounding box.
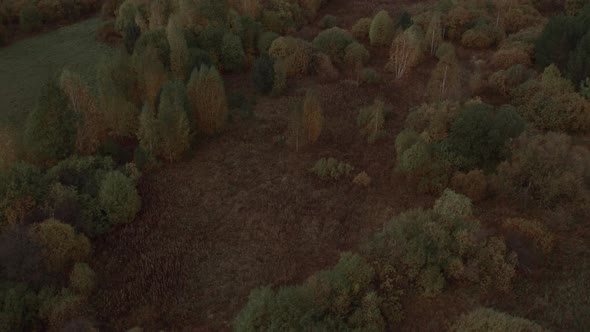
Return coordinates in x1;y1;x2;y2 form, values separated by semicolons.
98;170;140;226
514;65;590;132
319;15;337;29
344;42;370;69
358;99;386;143
19;5;41;32
461;24;500;49
187;65;228;135
491;47;532;70
69;263;96;296
359;67;381;85
134;28;171;67
450;170;488;202
433;188;473;220
221;32;246;72
352;17;371;39
311;158;354;180
497;132;590;210
24;81;75;166
29;219;91;273
269;36;313;77
370;10;394;46
235;253;386;331
451;308;547;332
440;103;525;171
312;27;355;64
252;54;275;94
352;171;372;186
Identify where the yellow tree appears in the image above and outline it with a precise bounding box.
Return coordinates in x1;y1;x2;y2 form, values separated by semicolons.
187;65;228;135
60;69;106;154
387;26;425;79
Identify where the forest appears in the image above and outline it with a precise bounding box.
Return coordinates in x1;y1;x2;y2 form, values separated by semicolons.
0;0;589;331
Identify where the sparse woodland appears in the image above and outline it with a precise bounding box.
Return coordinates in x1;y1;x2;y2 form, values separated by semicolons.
0;0;590;331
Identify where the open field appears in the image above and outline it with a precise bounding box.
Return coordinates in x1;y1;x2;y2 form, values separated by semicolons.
0;17;114;127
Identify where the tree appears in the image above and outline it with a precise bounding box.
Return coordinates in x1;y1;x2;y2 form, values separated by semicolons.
187;65;228;135
221;32;246;72
302;89;323;144
115;0;141;53
312;27;355;64
0;225;44;284
370;10;394;46
358;99;386;143
24;81;75;166
166;15;189;81
29;219;91;273
135;46;169;110
69;263;96;296
386;25;425;79
157;81;191;161
252;54;275;94
98;171;141;225
425;11;444;55
137;105;160;157
426;53;460;101
59;69;106;155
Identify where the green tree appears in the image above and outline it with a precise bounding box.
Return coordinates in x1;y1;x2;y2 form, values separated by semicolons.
221;32;246;72
157;81;191;161
24;81;75;166
187;65;228;135
98;171;141;225
370;10;394;46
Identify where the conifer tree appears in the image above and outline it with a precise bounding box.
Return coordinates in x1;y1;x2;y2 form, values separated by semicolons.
187;65;228;135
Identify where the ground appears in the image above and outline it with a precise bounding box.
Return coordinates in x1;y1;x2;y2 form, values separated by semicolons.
0;17;114;127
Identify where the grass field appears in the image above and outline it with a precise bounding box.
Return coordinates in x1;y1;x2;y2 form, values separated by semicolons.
0;17;115;127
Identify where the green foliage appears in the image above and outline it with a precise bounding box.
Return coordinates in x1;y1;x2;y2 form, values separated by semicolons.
19;5;41;33
187;65;228;135
319;15;338;29
312;27;355;63
440;103;525;171
359;68;381;85
0;282;44;331
234;253;387;332
98;170;140;225
221;32;246;72
535;6;590;86
116;0;141;53
252;54;275;94
134;28;171;67
311;158;354;180
0;163;46;226
370;10;394;46
497;132;590;210
23;81;75;166
351;17;372;39
451;308;547;332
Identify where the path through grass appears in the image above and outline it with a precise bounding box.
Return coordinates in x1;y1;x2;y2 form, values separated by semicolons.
0;17;115;127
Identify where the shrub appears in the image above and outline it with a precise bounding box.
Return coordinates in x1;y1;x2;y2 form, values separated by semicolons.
502;218;554;255
433;189;473;220
358;99;386;143
370;10;394;46
187;65;228;135
29;219;91;273
352;171;372;186
451;308;547;332
491;47;532;70
302;89;323;144
134;28;171;67
252;54;275;94
359;67;381;85
450;170;488;202
24;81;75;166
319;15;337;29
445;5;472;40
461;24;500;49
269;36;313;77
19;5;41;32
257;31;280;54
440;103;525;171
344;42;370;69
312;27;355;64
221;32;246;72
69;263;96;296
497;132;590;210
156;81;191;161
311;158;354;180
514;65;590;132
98;171;141;225
352;17;372;39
